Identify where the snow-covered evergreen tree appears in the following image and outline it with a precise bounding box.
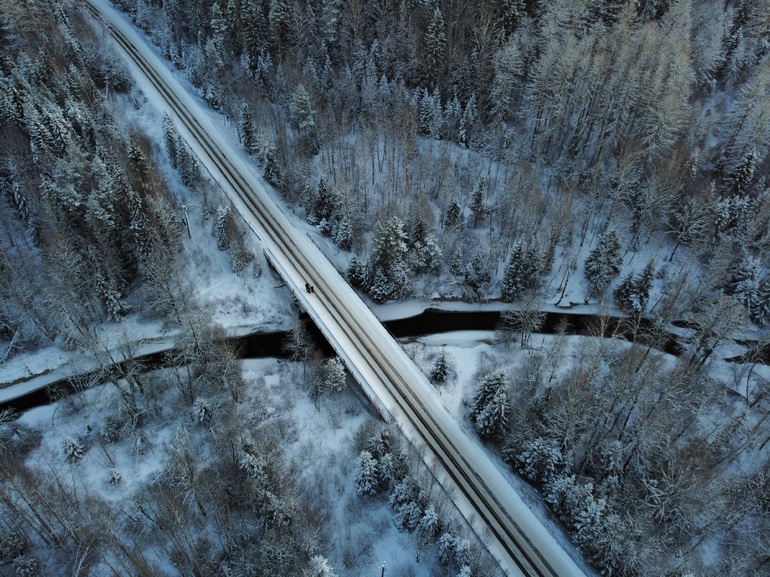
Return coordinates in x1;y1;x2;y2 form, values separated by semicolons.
389;477;428;533
459;94;477;147
239;0;268;70
732;253;763;318
469;176;487;228
755;279;770;325
305;555;338;577
12;556;38;577
356;450;379;495
449;247;464;276
239;451;268;484
366;428;392;460
499;0;527;34
464;251;491;292
388;477;416;509
444;200;462;229
262;148;283;187
320;356;347;394
410;234;442;273
430;349;452;383
416;504;441;544
394;499;423;533
63;436;84;462
419;88;443;138
320;0;342;47
313;178;337;224
109;468;122;485
714;193;753;240
443;96;463;141
346;256;366;288
333;216;352;250
194;398;213;425
239;104;256;154
378;450;407;490
437;532;469;568
93;268;127;321
725;147;758;196
501;241;545;301
213;205;231;251
584;230;623;300
491;37;524;121
365;216;410;302
471;369;511;440
162;113;178;168
437;532;456;566
208;1;227;66
289;83;315;132
511;437;567;485
613;260;655;315
424;7;447;79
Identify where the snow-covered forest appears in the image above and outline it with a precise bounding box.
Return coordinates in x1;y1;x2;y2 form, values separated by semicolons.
2;0;770;576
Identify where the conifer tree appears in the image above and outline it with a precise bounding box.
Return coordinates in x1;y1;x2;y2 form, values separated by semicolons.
289;83;315;132
320;356;347;394
366;216;410;302
755;279;770;326
459;95;477;147
444;201;462;229
496;0;527;37
356;450;379;495
584;230;623;300
725;147;758;196
239;104;256;155
418;88;443;138
314;178;336;223
491;38;523;122
502;240;526;302
320;0;342;47
464;251;491;291
471;369;511;440
209;1;227;65
443;96;462;141
430;349;452;383
614;261;654;315
162;113;178;168
333;216;352;250
262;149;283;188
450;247;464;276
213;205;231;251
732;253;762;318
63;436;84;461
469;176;487;228
347;256;366;288
424;7;447;81
239;0;269;70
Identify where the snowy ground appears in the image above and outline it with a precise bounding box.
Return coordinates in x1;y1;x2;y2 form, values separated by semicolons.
14;353;480;576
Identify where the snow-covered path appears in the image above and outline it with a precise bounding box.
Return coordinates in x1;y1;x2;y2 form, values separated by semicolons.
84;2;590;575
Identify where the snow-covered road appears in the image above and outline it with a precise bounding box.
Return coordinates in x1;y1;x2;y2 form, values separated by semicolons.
85;2;589;575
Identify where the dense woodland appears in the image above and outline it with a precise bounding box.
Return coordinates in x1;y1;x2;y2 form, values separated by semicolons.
2;0;770;576
109;0;770;314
